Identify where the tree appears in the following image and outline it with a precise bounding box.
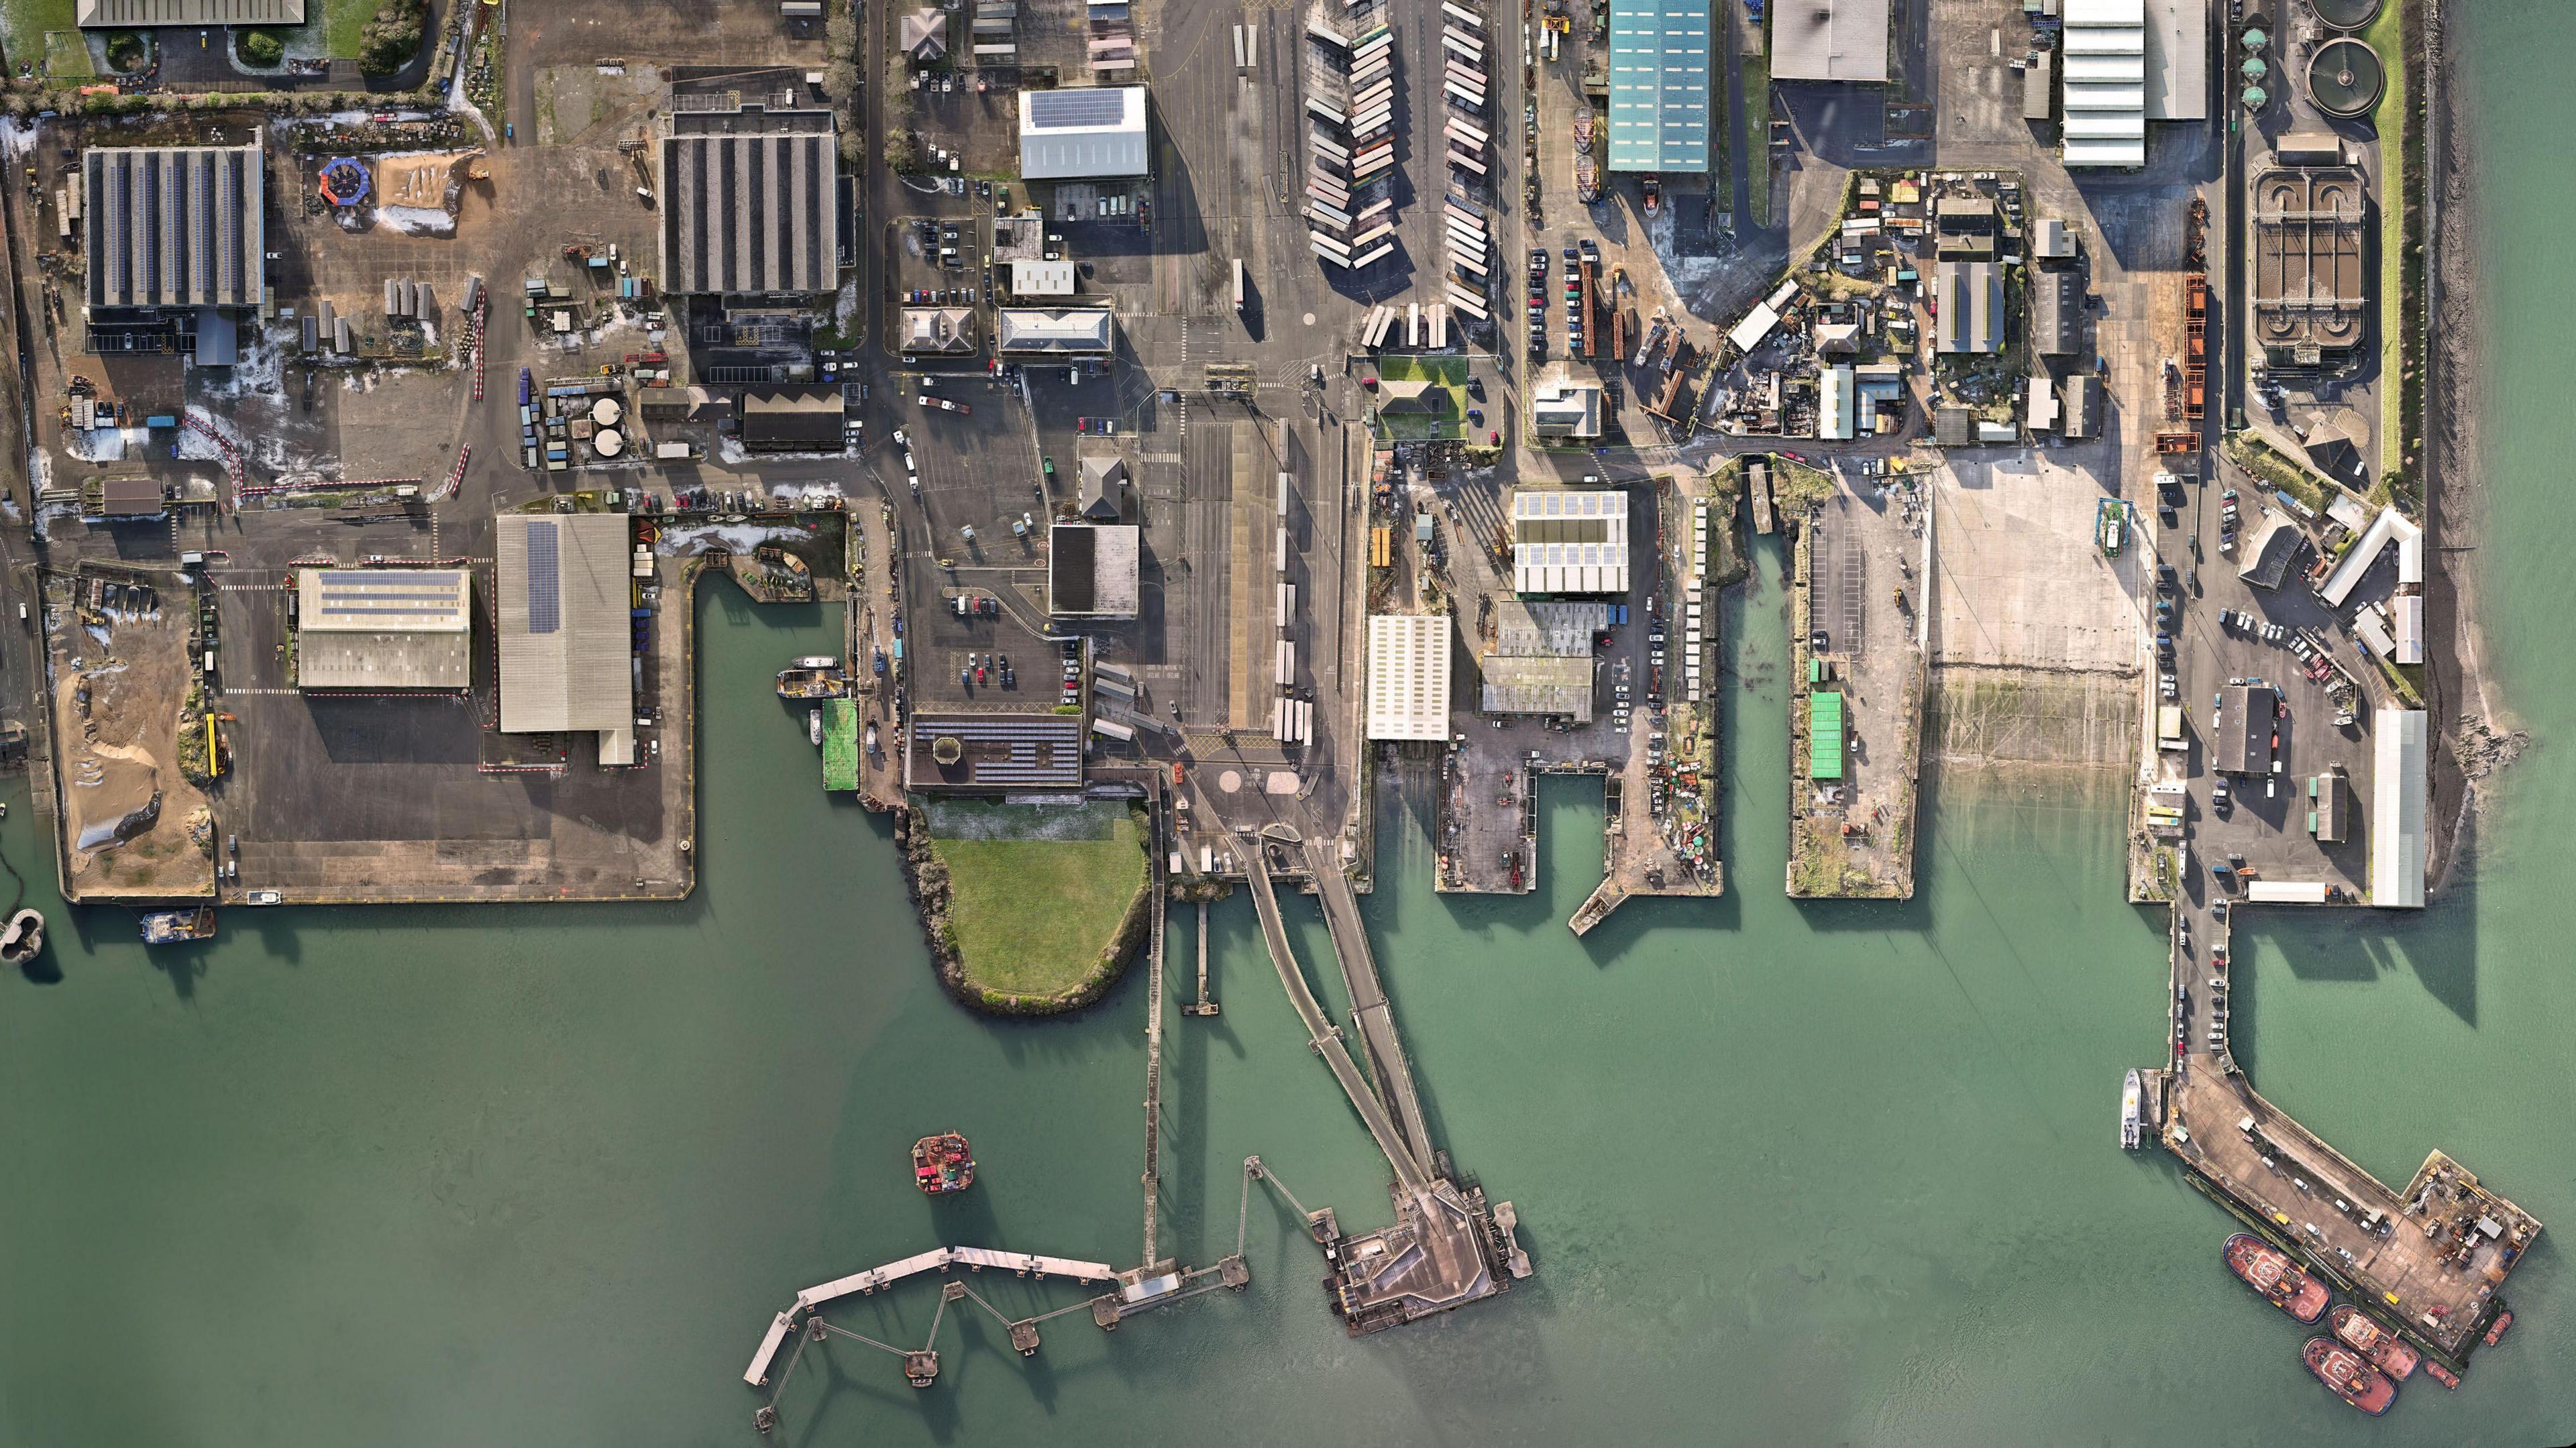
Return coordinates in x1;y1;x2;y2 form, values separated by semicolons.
237;28;284;66
358;0;427;76
826;11;857;56
822;58;857;106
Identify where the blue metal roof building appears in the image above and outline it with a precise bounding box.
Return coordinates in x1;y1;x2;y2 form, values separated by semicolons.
1605;0;1711;174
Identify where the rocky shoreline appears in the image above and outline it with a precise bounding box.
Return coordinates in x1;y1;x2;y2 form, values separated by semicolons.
2417;0;2514;894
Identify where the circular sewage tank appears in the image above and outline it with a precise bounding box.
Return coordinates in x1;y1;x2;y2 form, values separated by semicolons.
593;427;624;457
2306;38;2385;118
2311;0;2381;31
590;396;623;427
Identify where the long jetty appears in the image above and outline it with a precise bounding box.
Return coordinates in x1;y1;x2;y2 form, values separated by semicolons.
1301;835;1434;1166
1243;843;1430;1189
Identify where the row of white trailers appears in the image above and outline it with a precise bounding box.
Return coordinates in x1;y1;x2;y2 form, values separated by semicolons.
1359;300;1462;350
1305;19;1398;270
1682;498;1716;700
1274;469;1310;746
1440;4;1491;327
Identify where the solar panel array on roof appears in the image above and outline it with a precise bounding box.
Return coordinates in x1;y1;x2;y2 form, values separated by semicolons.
906;714;1087;790
525;521;561;635
304;569;471;630
1026;88;1128;128
1017;85;1148;178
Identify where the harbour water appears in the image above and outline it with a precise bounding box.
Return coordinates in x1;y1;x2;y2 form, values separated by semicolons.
6;23;2576;1446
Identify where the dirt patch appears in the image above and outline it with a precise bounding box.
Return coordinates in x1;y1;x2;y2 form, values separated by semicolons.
45;570;216;899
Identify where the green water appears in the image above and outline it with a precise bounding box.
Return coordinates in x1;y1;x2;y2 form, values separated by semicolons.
7;23;2576;1443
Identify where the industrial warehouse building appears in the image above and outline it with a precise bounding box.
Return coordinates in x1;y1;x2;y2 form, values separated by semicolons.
658;93;839;298
1048;523;1140;619
1604;0;1711;172
2214;683;2278;777
739;390;845;451
83;144;265;361
293;568;472;691
1511;488;1629;596
1934;260;2003;354
996;307;1115;354
2371;709;2426;907
1528;370;1603;438
77;0;300;23
1018;87;1150;180
2059;0;2206;167
1770;0;1889;83
496;514;636;764
1366;614;1453;741
905;712;1086;791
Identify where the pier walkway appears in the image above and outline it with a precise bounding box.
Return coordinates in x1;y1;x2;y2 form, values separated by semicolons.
1301;835;1435;1167
1243;844;1430;1190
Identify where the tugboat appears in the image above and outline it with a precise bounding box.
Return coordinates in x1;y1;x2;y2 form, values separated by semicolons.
140;905;218;945
2330;1303;2420;1380
775;656;851;700
912;1133;975;1194
2302;1337;2397;1416
2424;1359;2462;1390
2482;1308;2514;1347
2225;1233;2328;1323
0;908;44;965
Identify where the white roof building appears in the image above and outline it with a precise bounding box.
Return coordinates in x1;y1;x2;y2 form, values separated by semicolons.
1366;614;1454;741
1009;258;1077;296
2317;505;2423;608
1018;87;1149;180
496;514;637;763
1511;488;1630;596
2143;0;2209;121
2061;0;2148;168
2371;708;2426;908
293;568;472;690
1819;364;1856;441
996;307;1115;353
1770;0;1890;82
1529;370;1603;437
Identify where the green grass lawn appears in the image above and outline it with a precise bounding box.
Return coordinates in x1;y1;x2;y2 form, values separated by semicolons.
324;0;379;58
1370;353;1468;442
41;27;89;77
2;0;78;76
925;801;1146;1000
1743;54;1772;227
2365;0;2406;469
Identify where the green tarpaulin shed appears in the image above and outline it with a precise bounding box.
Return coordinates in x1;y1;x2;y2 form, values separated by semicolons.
1808;691;1845;780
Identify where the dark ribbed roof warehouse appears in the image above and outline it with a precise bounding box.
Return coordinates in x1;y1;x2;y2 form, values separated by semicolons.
84;145;264;311
659;100;837;296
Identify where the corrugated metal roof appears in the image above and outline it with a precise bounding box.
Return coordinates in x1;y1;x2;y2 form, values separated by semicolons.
1770;0;1890;83
659;121;837;296
85;146;264;310
2371;709;2425;907
1605;0;1712;172
497;514;634;734
1018;87;1148;178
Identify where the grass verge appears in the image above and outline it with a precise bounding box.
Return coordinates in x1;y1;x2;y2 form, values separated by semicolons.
923;802;1146;1001
2365;0;2406;471
1743;53;1771;227
1;0;76;74
41;27;87;77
